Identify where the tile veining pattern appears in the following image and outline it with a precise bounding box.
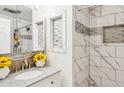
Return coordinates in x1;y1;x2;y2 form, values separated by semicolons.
53;17;63;49
72;6;90;87
38;22;44;49
103;25;124;43
73;5;124;87
89;5;124;87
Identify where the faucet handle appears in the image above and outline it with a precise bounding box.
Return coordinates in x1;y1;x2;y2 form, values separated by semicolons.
21;62;26;70
24;58;29;68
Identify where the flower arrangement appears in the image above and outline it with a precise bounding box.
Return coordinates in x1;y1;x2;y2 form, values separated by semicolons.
0;56;12;79
33;52;47;67
33;52;47;62
0;56;12;68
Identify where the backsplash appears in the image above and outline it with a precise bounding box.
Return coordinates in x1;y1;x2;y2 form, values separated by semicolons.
10;56;35;73
0;51;44;73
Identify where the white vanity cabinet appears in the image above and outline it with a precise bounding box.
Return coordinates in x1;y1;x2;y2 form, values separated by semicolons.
0;67;61;87
29;72;61;87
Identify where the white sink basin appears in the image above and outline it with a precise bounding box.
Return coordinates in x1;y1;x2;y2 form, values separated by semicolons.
14;70;43;80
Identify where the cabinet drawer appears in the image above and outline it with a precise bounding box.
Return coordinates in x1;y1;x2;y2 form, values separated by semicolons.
29;72;61;87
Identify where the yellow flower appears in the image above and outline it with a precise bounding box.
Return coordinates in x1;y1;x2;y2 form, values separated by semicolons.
33;52;47;62
0;56;7;62
0;56;12;68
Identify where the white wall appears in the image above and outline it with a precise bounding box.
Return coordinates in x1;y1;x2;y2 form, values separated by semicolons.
32;6;72;87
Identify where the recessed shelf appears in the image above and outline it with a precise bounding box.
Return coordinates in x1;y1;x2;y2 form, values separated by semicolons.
103;24;124;43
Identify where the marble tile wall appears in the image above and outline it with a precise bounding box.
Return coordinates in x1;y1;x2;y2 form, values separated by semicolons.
89;5;124;87
72;6;90;87
73;5;124;87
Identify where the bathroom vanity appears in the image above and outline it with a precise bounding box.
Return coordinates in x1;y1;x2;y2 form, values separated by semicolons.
0;5;61;87
0;66;61;87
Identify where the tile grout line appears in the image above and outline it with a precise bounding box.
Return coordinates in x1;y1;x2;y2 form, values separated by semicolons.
115;46;117;58
115;69;117;81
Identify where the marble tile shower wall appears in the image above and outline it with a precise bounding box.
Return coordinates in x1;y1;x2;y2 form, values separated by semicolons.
89;5;124;87
72;6;90;87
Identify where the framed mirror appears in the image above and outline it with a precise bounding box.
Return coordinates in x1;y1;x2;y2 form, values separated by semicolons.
48;10;66;53
36;20;46;51
0;5;33;55
13;5;32;54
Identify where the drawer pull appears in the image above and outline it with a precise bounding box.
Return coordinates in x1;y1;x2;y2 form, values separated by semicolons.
51;81;54;84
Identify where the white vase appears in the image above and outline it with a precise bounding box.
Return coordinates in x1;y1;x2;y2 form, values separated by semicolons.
0;67;10;79
35;61;45;67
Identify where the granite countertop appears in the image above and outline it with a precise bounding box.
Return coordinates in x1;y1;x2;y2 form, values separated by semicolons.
0;66;61;87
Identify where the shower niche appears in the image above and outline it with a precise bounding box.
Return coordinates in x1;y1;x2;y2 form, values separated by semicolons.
103;25;124;43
